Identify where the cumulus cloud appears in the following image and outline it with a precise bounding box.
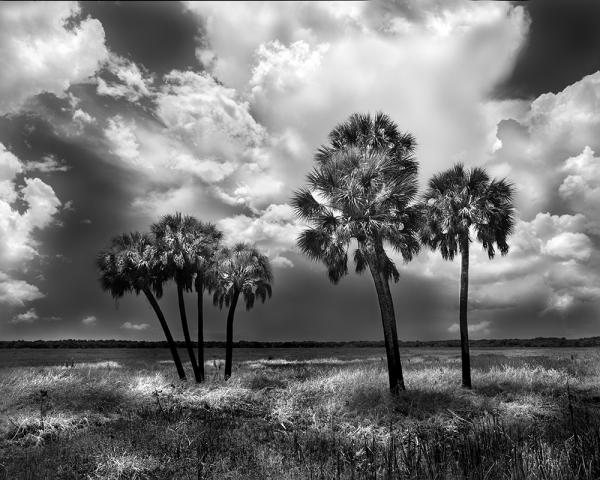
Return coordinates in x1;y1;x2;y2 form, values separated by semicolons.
105;115;140;163
122;321;150;331
0;2;108;114
186;1;366;89
157;70;265;147
82;316;97;325
171;1;529;219
218;203;302;266
0;150;62;268
542;232;592;262
0;274;44;306
11;308;39;324
490;71;600;220
250;40;330;97
96;55;154;102
0;144;62;307
72;108;95;125
558;146;600;234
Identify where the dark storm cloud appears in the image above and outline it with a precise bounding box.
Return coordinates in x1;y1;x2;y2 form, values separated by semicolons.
80;1;201;75
496;0;600;99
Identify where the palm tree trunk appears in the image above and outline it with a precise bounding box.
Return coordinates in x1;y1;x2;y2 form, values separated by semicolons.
365;244;405;394
224;289;240;381
196;275;205;382
459;240;472;389
143;287;186;380
177;281;201;382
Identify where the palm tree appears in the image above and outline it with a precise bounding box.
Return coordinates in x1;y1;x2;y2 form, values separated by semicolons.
212;243;273;380
190;222;223;382
421;163;515;388
96;232;186;380
152;213;202;382
291;112;421;393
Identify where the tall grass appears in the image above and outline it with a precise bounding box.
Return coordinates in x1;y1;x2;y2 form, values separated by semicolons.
1;351;600;479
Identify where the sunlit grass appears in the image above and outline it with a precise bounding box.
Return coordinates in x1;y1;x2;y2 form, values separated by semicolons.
1;350;600;479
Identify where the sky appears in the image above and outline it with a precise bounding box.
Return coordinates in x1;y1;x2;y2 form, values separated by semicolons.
1;0;600;342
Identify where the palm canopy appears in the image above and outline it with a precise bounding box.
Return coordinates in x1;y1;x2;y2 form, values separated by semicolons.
192;222;223;292
151;213;221;290
212;243;273;310
97;232;165;298
291;112;422;283
421;163;515;259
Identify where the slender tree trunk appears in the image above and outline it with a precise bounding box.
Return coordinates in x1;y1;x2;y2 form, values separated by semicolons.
224;289;240;381
143;287;186;380
364;244;405;394
196;275;205;382
177;281;201;382
459;240;472;389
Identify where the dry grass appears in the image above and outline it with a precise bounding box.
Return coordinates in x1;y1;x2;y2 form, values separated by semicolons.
1;349;600;479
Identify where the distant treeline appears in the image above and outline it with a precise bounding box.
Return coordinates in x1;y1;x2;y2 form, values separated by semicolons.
2;337;600;349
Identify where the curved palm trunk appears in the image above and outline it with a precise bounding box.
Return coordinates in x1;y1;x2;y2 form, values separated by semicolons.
143;287;186;380
196;275;205;382
177;281;201;382
459;240;472;389
365;244;405;394
224;289;240;380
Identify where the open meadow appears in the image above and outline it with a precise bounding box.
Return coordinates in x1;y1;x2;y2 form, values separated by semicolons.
2;347;600;479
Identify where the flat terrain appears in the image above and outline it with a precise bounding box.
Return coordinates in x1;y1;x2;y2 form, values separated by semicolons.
1;347;600;479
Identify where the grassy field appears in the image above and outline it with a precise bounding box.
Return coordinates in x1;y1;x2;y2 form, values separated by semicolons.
1;348;600;479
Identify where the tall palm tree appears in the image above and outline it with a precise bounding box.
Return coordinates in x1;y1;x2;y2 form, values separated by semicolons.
421;163;515;388
96;232;186;380
190;222;223;382
212;243;273;380
291;112;421;393
152;213;202;382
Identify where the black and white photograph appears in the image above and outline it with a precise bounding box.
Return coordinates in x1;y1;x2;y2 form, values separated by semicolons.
1;0;600;478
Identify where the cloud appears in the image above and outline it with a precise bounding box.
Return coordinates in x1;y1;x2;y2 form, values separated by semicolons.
448;320;491;336
558;146;600;234
122;321;150;331
217;203;302;266
72;108;95;125
0;143;23;203
271;256;295;269
105;1;529;225
490;71;600;219
0;2;108;114
157;70;265;148
185;1;365;89
25;155;69;173
542;232;592;262
0;143;62;307
250;40;330;97
96;54;154;102
174;1;527;219
82;315;97;325
105;115;140;163
10;308;39;324
0;273;44;306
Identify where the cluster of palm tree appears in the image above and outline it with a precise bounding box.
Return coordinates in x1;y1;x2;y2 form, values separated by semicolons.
293;112;515;393
97;111;513;394
96;214;273;382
